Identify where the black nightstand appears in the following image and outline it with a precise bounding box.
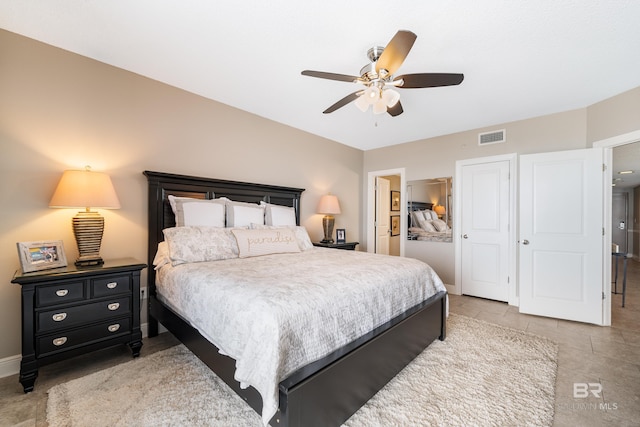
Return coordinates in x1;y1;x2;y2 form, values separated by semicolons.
11;258;146;392
313;242;359;250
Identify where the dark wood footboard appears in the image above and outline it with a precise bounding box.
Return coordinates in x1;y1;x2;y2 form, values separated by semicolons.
149;290;446;427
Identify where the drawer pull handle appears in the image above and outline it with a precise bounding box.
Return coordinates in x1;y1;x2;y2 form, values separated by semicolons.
108;302;120;311
53;337;67;346
52;313;67;322
106;282;118;289
55;289;69;297
108;324;121;332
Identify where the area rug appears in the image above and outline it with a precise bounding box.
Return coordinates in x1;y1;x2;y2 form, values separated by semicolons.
47;314;558;426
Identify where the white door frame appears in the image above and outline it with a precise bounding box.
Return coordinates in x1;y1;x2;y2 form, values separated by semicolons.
594;129;640;326
367;168;406;256
454;153;517;305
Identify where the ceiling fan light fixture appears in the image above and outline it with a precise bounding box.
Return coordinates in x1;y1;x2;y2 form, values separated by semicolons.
382;88;400;107
354;94;370;112
373;99;387;115
364;86;380;105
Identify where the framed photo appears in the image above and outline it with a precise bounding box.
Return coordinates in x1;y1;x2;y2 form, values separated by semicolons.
391;216;400;236
17;240;68;273
390;191;400;211
336;228;346;243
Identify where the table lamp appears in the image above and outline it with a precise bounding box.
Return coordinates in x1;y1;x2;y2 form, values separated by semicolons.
49;167;120;266
317;194;341;243
434;204;446;219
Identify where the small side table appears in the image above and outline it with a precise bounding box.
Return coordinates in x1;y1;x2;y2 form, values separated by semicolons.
11;258;146;392
313;242;359;251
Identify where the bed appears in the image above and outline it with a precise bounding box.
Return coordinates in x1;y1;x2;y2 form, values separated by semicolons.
408;201;452;242
145;170;447;427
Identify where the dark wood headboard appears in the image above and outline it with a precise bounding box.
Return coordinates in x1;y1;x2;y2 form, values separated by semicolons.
144;170;305;292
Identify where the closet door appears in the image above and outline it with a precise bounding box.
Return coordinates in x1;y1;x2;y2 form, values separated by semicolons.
460;160;511;302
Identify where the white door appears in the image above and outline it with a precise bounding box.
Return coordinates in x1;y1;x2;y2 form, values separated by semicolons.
375;177;391;255
460;160;511;302
519;148;604;325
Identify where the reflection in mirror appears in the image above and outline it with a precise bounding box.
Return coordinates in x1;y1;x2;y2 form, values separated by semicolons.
407;177;452;242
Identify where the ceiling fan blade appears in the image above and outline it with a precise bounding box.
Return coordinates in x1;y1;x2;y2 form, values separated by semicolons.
302;70;359;83
376;30;417;76
394;73;464;88
323;91;362;114
387;100;404;117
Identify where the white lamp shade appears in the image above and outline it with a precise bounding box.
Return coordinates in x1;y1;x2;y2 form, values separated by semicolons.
373;99;387;115
317;194;341;215
382;89;400;107
363;86;380;105
49;169;121;209
354;94;370;112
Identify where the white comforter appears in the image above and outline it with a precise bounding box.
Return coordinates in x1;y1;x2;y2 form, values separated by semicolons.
156;247;445;425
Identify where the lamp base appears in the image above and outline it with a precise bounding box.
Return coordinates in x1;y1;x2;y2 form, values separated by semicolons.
73;210;105;267
75;257;104;267
321;215;335;244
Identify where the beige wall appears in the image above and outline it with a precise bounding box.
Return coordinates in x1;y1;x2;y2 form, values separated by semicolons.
0;30;363;362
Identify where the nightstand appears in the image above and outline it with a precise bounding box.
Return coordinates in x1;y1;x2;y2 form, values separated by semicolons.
11;258;146;392
313;241;359;250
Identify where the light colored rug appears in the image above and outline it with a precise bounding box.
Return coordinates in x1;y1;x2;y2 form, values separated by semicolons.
47;314;558;426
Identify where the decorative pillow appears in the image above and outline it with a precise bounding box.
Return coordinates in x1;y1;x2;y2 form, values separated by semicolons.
420;209;436;221
168;195;197;214
417;218;437;232
152;241;171;270
163;226;239;265
232;228;300;258
226;201;265;227
250;224;313;251
260;202;297;226
431;218;450;232
173;198;226;227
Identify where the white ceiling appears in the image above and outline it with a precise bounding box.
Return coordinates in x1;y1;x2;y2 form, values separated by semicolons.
1;1;640;152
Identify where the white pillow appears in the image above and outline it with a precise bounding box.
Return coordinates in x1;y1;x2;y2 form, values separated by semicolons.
231;228;300;258
152;241;171;270
260;202;297;226
421;209;437;221
168;195;196;214
250;224;313;251
431;218;450;232
173;198;226;227
417;218;437;232
226;201;265;227
163;226;239;265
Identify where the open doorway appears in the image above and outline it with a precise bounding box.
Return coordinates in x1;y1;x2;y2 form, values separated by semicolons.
610;141;640;323
367;168;405;256
596;130;640;325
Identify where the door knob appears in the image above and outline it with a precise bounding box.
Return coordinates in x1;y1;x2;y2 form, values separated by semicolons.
463;234;468;239
522;239;530;245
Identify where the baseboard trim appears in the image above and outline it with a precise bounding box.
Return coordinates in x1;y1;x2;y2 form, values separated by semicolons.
0;354;20;379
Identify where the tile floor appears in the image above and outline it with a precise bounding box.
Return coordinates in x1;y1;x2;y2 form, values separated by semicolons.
1;260;638;426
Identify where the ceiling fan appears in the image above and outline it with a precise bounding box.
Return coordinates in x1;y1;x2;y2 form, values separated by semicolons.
301;30;464;117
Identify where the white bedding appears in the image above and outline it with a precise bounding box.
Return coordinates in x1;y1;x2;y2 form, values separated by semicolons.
155;247;446;425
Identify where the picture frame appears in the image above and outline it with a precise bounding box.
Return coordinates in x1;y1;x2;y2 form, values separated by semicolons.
17;240;68;273
391;216;400;236
336;228;346;243
390;191;400;211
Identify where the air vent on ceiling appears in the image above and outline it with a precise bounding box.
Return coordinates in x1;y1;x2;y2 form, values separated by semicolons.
478;129;506;146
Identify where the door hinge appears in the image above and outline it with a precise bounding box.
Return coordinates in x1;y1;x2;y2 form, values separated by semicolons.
603;227;605;236
602;292;606;300
602;163;606;172
507;276;510;284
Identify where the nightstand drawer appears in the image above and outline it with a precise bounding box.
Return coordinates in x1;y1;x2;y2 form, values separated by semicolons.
38;317;132;357
92;275;131;297
37;296;131;333
36;281;84;307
